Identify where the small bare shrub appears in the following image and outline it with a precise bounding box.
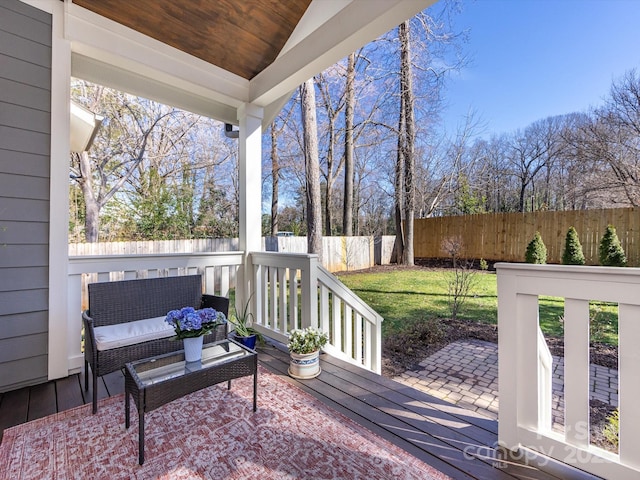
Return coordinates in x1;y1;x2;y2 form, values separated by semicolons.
441;237;478;320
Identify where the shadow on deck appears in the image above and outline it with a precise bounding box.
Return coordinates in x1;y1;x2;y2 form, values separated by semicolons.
0;341;600;480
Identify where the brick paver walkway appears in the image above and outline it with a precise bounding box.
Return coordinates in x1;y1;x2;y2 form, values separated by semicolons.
393;339;618;430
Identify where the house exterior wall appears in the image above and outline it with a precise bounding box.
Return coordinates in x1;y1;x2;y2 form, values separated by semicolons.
0;0;52;392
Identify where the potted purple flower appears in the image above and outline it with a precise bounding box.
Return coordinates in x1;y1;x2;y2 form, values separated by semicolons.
165;307;226;362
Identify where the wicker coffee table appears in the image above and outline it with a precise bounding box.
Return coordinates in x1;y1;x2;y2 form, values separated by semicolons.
124;339;258;465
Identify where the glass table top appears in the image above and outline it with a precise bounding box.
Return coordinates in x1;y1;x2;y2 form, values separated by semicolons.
130;340;251;387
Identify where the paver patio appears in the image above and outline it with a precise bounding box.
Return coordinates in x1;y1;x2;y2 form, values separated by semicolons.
393;339;619;432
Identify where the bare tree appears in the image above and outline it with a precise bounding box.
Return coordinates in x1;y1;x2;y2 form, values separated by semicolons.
399;19;416;265
503;117;564;212
70;88;185;241
580;70;640;206
70;80;237;241
343;52;356;236
300;78;323;259
269;124;280;235
315;72;345;236
393;78;406;263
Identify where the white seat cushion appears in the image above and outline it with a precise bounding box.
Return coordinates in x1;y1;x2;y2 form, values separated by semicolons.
94;316;175;351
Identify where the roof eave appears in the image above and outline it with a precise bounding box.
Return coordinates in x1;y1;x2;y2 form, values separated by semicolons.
66;2;248;124
249;0;437;107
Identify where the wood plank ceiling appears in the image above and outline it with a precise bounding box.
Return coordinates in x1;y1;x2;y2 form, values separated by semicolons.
72;0;312;80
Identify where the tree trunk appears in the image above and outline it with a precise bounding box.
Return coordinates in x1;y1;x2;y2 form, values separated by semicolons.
300;79;323;261
315;75;340;237
270;124;279;235
325;177;333;236
400;20;415;266
394;71;406;264
324;117;333;237
343;52;356;236
77;151;100;242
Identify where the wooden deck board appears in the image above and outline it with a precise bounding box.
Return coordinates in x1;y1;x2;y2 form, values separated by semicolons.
256;347;477;480
322;351;498;434
320;356;498;445
0;388;29;442
314;355;555;479
259;343;537;480
27;382;56;421
55;375;86;412
102;370;125;397
0;344;599;480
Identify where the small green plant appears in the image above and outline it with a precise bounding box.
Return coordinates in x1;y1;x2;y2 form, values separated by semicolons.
562;227;586;265
525;231;547;264
479;258;488;271
229;293;263;342
287;327;329;354
602;409;619;450
599;225;627;267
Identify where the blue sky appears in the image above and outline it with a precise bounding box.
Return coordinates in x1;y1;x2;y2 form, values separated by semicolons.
441;0;640;137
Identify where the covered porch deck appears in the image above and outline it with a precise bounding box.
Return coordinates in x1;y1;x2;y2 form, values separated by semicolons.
0;340;595;480
1;1;633;478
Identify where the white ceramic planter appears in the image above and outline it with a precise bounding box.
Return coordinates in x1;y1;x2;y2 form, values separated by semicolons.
288;350;321;379
183;336;204;362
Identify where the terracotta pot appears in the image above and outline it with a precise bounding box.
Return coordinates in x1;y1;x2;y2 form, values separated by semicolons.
288;350;321;379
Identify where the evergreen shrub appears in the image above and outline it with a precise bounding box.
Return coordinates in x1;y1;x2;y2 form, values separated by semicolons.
599;224;627;267
525;231;547;264
562;227;586;265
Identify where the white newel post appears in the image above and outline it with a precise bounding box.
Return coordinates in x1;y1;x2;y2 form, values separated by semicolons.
237;103;263;315
496;264;519;449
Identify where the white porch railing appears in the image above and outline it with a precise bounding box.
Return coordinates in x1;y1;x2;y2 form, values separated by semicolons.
250;252;383;374
67;252;244;372
497;263;640;480
67;251;383;376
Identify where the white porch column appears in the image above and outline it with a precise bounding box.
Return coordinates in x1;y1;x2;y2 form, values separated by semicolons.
48;1;73;379
237;103;263;311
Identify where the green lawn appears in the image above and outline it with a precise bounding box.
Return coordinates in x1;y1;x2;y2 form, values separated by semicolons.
338;268;618;345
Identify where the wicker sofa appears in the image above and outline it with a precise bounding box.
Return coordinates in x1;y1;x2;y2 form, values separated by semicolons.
82;274;229;413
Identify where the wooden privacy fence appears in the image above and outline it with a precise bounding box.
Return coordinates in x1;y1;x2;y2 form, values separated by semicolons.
414;207;640;266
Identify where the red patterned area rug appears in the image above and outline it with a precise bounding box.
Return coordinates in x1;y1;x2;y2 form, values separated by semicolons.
0;367;450;480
